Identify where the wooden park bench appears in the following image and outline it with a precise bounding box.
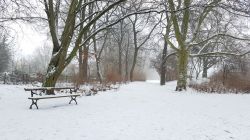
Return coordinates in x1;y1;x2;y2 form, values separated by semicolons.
24;87;80;109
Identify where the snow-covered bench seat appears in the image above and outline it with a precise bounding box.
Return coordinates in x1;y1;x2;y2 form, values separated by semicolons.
24;87;80;109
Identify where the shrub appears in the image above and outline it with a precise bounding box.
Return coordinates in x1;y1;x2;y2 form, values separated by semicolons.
106;70;122;83
189;71;250;94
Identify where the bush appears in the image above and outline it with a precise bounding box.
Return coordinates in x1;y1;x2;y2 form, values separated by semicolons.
106;70;122;83
189;71;250;94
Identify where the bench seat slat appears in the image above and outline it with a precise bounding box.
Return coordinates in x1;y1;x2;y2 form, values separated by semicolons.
28;94;81;100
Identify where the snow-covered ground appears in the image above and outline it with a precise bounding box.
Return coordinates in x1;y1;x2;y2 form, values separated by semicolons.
0;81;250;140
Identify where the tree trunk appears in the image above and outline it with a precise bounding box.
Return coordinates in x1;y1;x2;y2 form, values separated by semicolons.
3;73;7;84
202;58;208;78
202;66;208;78
43;73;57;87
77;0;86;85
125;44;129;82
43;55;64;94
118;42;122;79
160;39;168;85
130;17;138;82
96;59;103;84
78;47;84;84
82;1;93;83
176;49;189;91
92;25;103;84
161;8;170;85
125;33;130;82
118;21;123;80
130;48;138;82
83;45;89;82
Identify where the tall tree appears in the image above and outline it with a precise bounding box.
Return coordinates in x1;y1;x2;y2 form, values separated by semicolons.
160;0;171;85
42;0;126;90
167;0;250;91
128;6;161;81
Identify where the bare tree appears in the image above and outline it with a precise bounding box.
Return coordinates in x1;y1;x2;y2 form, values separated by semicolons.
93;28;109;84
42;0;126;90
128;0;161;81
166;0;250;91
160;0;172;85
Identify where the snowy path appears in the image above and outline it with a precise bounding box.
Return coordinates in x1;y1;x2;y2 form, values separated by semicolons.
0;81;250;140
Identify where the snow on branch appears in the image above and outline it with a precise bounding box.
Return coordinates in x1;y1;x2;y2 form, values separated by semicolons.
188;33;250;48
75;11;100;29
190;50;250;57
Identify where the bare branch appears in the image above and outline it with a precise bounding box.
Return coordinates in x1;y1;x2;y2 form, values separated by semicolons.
161;51;177;65
188;33;250;48
165;37;179;51
138;14;162;48
190;51;250;57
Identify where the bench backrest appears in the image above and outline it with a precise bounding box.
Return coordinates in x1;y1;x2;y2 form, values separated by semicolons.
24;87;76;91
24;87;78;97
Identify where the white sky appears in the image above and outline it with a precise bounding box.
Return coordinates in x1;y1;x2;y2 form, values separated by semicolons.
11;23;48;56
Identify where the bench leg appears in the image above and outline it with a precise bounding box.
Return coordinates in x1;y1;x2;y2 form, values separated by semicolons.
69;96;77;105
30;99;38;109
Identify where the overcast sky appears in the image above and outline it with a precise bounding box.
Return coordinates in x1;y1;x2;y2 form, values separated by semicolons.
11;23;48;56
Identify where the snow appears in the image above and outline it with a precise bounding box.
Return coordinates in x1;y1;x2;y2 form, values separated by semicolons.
46;65;56;77
1;81;250;140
